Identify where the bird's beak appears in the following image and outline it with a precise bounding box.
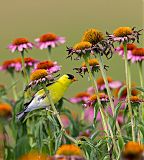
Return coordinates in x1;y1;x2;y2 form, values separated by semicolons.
72;77;77;82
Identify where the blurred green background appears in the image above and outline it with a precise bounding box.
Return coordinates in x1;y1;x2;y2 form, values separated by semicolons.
0;0;143;100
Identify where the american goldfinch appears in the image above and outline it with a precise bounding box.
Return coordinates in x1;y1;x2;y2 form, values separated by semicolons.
17;74;77;120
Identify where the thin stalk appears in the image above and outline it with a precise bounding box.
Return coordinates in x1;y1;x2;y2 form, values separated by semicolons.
10;75;17;101
128;61;131;90
138;61;143;142
47;46;51;60
21;51;29;84
97;53;123;142
123;42;135;141
47;112;53;155
138;61;144;93
42;83;77;144
84;56;119;154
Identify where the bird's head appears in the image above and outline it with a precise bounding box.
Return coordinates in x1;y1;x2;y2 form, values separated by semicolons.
58;74;77;87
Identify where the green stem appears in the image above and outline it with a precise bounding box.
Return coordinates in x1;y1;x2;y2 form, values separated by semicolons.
21;51;29;84
42;83;77;144
47;112;53;155
123;42;135;141
138;62;144;98
10;75;17;101
97;53;123;142
83;56;119;154
128;61;131;91
138;61;144;142
47;46;51;60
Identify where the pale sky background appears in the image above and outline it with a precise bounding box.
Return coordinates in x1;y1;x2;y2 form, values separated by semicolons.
0;0;143;100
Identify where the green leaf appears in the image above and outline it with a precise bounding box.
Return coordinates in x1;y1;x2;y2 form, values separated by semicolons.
135;87;144;93
118;136;124;150
14;136;30;159
118;85;126;99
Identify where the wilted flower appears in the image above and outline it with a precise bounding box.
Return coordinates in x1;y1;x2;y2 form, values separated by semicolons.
35;33;65;50
19;151;48;160
84;93;109;107
8;38;33;53
74;58;108;76
96;76;122;91
107;27;142;43
35;60;61;74
115;43;137;58
67;41;92;59
69;92;90;104
121;141;144;160
82;28;104;45
127;48;144;63
0;103;12;118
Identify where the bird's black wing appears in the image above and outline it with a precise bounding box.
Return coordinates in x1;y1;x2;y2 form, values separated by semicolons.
24;95;35;109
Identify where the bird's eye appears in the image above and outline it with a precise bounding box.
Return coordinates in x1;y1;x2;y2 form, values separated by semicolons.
67;74;74;79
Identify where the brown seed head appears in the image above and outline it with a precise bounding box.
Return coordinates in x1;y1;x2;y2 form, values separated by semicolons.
30;69;48;81
12;38;29;45
82;28;104;45
40;33;57;42
113;27;132;37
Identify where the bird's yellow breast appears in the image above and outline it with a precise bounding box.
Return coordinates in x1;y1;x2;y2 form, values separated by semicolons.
36;81;68;104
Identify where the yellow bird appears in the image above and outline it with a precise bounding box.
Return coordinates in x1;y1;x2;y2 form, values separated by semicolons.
17;74;77;120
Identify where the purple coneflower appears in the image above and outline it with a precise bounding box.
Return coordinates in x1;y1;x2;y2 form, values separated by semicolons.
35;33;65;50
115;43;137;58
8;38;33;53
96;76;122;91
84;93;109;107
35;60;61;74
69;92;90;104
127;48;144;63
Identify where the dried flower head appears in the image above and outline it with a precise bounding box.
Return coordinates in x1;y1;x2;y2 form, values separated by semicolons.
96;76;122;91
66;41;93;59
35;60;61;74
122;141;144;160
113;27;132;37
70;92;90;104
115;43;137;58
35;33;65;50
67;37;113;60
19;151;48;160
0;103;12;118
74;58;108;76
82;28;104;45
56;144;83;157
8;38;33;53
128;48;144;63
108;27;142;43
